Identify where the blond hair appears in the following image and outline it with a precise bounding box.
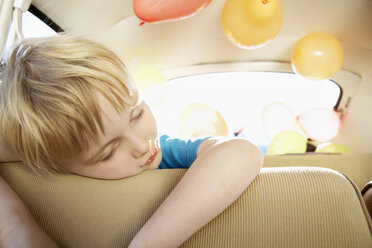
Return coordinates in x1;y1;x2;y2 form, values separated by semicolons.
0;34;137;172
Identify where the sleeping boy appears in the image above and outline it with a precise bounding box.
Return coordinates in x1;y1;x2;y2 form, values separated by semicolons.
0;34;263;247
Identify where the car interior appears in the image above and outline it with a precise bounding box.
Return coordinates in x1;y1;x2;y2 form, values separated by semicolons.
0;0;371;247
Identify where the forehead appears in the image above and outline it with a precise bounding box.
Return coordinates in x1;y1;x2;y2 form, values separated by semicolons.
97;89;140;112
96;90;143;134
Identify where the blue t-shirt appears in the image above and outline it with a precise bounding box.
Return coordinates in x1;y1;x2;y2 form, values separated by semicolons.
158;135;209;169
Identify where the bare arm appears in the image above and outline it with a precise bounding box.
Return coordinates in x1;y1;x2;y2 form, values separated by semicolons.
0;143;58;247
0;176;59;248
129;137;263;248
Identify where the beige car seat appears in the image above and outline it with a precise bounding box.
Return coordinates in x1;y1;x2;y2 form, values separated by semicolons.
1;154;371;248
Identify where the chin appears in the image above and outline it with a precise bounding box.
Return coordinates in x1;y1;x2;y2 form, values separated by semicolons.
150;149;162;170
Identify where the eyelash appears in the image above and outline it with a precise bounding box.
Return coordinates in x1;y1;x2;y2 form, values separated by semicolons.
134;109;144;121
101;151;114;162
101;142;120;162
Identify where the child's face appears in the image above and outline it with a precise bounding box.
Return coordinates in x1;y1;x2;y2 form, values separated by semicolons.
61;93;162;179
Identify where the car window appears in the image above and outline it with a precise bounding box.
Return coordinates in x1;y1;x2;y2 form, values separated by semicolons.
151;70;341;147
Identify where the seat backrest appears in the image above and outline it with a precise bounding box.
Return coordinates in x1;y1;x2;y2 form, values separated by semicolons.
263;153;372;189
1;162;371;247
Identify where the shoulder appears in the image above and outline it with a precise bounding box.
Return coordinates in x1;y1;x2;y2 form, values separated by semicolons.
196;136;265;158
159;134;210;169
160;135;209;152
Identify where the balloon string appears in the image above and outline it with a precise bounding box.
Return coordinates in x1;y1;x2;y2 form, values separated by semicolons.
234;129;243;137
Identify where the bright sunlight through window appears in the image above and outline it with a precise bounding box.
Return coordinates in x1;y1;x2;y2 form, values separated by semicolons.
152;71;341;147
22;11;56;38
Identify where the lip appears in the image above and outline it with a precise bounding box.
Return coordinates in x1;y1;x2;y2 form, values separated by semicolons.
145;148;158;165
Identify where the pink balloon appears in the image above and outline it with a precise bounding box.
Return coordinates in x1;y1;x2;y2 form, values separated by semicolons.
297;108;341;142
133;0;212;23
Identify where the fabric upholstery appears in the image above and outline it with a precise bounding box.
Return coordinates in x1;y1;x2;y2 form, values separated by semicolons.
1;159;371;248
263;153;372;189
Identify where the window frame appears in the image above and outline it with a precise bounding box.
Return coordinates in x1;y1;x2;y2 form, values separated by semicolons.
161;61;361;117
28;5;63;33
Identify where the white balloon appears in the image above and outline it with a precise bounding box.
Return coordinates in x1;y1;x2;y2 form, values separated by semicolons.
261;102;296;137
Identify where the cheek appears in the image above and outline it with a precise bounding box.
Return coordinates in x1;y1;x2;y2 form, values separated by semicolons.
98;154;141;179
145;109;158;134
70;156;140;180
142;103;158;132
133;111;158;138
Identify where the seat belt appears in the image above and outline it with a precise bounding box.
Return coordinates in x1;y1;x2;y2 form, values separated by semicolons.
0;0;31;58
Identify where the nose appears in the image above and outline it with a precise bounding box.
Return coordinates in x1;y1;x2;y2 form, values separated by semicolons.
129;136;151;159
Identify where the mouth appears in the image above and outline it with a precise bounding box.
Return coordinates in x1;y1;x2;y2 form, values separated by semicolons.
145;148;158;166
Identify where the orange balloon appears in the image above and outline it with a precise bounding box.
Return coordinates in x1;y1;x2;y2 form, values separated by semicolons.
291;32;344;80
179;103;228;138
221;0;284;49
133;0;212;23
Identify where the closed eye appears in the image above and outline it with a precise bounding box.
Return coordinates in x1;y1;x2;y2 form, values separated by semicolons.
101;151;114;162
131;108;144;125
134;109;143;121
100;141;120;162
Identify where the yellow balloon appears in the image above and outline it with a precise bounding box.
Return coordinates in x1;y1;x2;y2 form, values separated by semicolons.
131;67;165;91
179;103;228;138
315;142;353;154
131;67;167;109
291;32;344;80
267;130;307;155
221;0;284;49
